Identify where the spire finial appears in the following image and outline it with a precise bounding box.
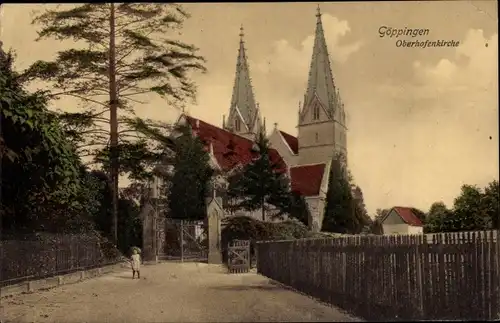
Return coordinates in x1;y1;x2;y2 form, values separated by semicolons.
239;24;244;42
316;4;321;19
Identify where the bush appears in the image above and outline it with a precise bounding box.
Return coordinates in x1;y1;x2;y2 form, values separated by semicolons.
221;216;310;263
267;219;309;240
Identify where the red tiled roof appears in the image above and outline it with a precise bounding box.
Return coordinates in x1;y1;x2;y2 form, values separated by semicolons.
183;115;286;172
279;131;298;154
181;115;326;198
290;163;326;197
393;207;423;227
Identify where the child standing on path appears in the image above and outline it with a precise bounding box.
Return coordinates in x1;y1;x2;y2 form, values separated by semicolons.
130;248;141;279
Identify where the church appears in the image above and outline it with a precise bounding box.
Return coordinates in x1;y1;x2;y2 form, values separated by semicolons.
167;7;347;232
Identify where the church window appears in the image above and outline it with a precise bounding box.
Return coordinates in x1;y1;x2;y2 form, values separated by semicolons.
235;118;241;131
312;104;320;120
315;132;319;143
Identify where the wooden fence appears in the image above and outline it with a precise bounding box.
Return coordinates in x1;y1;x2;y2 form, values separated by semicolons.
1;234;120;287
256;230;500;321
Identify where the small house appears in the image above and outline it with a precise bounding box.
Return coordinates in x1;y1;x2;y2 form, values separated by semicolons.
380;207;424;235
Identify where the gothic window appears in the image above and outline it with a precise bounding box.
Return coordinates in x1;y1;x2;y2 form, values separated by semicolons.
235;118;241;131
312;104;320;120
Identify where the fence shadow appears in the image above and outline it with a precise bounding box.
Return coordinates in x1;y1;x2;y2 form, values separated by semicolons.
208;284;288;292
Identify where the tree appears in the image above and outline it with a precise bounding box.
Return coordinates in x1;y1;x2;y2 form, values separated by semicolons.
425;181;498;234
24;3;206;243
452;184;490;231
226;132;290;222
133;120;213;220
86;170;114;238
352;185;372;233
481;180;499;230
117;196;142;254
1;50;91;233
424;202;454;233
322;157;360;233
369;208;389;235
287;191;310;226
375;208;390;219
168;126;213;220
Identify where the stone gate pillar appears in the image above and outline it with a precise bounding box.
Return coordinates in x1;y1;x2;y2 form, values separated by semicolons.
206;197;223;264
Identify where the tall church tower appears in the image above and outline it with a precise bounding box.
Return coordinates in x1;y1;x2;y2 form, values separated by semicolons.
223;26;264;140
297;6;347;166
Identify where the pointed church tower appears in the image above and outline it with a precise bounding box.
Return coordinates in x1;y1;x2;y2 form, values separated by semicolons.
297;6;347;166
223;25;263;140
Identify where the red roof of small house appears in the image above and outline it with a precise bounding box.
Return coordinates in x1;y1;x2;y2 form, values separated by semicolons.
290;163;326;197
392;207;423;227
183;115;286;172
279;130;298;154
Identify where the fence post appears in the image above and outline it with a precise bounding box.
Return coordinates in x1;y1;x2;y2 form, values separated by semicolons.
415;236;424;318
180;220;184;262
496;230;500;319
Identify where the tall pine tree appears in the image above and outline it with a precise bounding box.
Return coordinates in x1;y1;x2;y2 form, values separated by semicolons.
23;4;206;242
227;132;290;222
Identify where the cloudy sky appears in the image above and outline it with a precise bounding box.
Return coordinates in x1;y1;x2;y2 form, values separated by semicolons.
1;2;498;215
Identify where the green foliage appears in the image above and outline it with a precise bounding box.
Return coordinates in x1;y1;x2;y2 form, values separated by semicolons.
288;191;310;226
94;140;160;182
221;216;309;261
453;185;491;230
86;170;113;238
117;198;142;255
424;181;499;233
221;216;271;246
352;185;372;233
267;219;309;240
151;124;213;220
227;132;291;221
482;180;499;229
221;216;309;246
24;3;206;175
0;50;91;233
323;157;367;234
424;202;454;233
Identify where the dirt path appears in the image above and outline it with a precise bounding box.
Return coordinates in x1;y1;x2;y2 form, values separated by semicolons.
1;262;361;322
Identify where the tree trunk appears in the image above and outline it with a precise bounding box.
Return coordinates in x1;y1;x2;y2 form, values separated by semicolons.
261;197;265;222
109;3;119;244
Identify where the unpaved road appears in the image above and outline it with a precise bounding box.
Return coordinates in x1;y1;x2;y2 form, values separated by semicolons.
1;262;360;322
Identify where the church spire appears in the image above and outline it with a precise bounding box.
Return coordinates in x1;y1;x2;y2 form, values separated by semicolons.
303;5;338;114
227;25;261;136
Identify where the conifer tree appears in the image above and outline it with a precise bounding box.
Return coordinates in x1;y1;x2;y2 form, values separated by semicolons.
227;132;290;221
322;154;369;233
23;4;206;242
133;121;213;220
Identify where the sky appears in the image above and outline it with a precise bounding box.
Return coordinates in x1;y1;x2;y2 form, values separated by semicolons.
1;2;498;215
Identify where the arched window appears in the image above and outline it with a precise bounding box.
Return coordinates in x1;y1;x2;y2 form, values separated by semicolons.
312;104;320;120
235;118;241;131
315;132;319;143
